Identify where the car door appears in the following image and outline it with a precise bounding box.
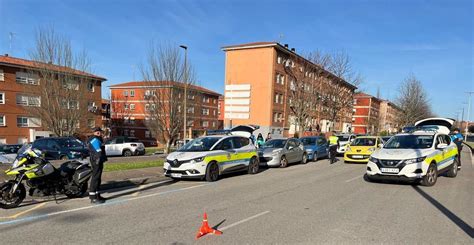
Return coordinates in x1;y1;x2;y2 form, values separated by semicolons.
441;134;456;169
104;138;116;156
433;135;446;168
230;137;251;170
286;140;298;163
294;140;305;161
317;138;328;157
217;137;239;173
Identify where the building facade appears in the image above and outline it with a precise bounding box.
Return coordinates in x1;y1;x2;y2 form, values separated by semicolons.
379;100;402;134
352;92;382;135
0;54;105;144
109;81;221;146
221;42;357;137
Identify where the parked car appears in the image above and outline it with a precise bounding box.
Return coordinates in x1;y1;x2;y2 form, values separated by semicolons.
258;138;307;167
344;136;383;163
367;118;459;186
336;134;356;154
32;137;89;160
0;144;23;164
300;136;328;161
105;136;145;157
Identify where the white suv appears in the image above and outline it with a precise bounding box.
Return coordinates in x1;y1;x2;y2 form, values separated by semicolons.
366;118;459;186
105;136;145;157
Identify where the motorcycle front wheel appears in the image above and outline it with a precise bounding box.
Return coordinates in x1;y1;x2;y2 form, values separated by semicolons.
0;181;26;209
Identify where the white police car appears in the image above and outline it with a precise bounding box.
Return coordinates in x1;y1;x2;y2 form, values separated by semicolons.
366;118;459;186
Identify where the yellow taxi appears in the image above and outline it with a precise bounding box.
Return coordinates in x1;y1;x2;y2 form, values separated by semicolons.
344;136;383;163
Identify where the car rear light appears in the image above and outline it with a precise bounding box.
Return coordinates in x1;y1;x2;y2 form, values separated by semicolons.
130;144;137;147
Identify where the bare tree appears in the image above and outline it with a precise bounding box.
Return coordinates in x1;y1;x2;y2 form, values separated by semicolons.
395;74;433;126
140;43;195;153
108;93;132;137
25;27;96;137
307;50;359;132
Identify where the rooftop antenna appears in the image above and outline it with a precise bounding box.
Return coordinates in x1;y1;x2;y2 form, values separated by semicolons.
9;32;16;54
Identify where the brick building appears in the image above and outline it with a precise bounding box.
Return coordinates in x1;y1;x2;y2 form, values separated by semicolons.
0;54;106;144
379;100;402;134
352;92;382;134
218;96;225;129
109;81;221;146
221;42;357;137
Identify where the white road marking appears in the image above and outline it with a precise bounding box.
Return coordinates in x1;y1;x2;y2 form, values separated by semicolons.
345;174;364;183
220;211;270;231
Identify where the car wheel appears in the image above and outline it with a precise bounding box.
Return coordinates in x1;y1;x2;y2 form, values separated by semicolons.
446;157;458;178
301;153;308;164
60;155;69;161
123;149;132;157
421;163;438;186
248;157;259;174
205;162;219;182
280;156;288;168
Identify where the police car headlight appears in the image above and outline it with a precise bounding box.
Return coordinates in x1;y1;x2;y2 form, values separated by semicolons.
369;156;379;164
191;157;205;163
404;157;426;165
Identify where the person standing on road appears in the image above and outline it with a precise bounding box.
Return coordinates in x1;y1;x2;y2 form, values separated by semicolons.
266;133;272;141
450;128;463;170
87;127;108;204
256;133;265;148
328;132;339;164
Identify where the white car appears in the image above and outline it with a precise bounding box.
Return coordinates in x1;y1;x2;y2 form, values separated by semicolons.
105;137;145;157
366;118;459;186
336;134;356;154
164;125;260;181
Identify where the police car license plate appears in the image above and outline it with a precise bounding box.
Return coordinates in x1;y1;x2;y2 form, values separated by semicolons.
352;155;363;159
381;168;399;173
171;173;182;178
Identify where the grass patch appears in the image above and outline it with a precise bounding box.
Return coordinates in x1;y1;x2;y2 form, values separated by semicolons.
145;147;177;155
104;159;164;172
465;141;474;149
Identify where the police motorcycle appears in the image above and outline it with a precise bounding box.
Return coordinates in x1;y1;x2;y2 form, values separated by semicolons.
0;145;92;209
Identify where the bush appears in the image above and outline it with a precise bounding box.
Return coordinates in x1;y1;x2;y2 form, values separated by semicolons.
379;131;390;136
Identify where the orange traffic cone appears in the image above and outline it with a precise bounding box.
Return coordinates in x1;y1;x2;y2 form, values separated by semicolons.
196;212;223;239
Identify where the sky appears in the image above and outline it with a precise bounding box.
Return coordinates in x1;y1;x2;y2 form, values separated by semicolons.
0;0;472;119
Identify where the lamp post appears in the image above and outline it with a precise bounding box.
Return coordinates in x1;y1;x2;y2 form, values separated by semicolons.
180;45;188;141
465;92;473;141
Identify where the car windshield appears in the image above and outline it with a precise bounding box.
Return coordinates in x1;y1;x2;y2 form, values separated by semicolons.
59;138;85;148
337;135;350;141
177;137;221;152
300;138;317;145
263;139;287;149
351;138;377;146
384;135;434;149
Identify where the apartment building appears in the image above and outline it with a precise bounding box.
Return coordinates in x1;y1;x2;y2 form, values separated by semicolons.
352;92;382;134
218;96;225;129
221;42;357;137
0;54;106;144
109;81;221;146
379;100;402;134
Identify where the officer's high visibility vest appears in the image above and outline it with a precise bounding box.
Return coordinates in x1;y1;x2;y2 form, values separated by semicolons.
329;136;339;145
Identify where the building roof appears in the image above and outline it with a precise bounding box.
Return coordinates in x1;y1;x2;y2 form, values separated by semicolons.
0;54;106;81
221;41;357;91
354;92;383;102
109;81;222;96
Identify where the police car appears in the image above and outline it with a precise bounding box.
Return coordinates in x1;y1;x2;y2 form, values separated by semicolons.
164;126;259;182
366;118;459;186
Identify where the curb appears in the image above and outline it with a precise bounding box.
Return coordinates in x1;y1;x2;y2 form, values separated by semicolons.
462;142;473;155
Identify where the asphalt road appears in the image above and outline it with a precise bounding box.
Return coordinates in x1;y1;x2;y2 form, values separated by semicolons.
0;148;472;244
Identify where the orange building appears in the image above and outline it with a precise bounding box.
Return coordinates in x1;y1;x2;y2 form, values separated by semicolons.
217;96;225;129
0;54;106;144
352;92;382;134
109;81;221;146
379;100;402;134
221;42;357;137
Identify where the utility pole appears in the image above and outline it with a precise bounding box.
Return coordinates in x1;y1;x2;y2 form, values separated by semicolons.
180;45;188;141
9;32;16;54
465;92;473;141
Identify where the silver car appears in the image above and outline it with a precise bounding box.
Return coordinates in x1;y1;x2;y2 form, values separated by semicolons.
258;138;307;167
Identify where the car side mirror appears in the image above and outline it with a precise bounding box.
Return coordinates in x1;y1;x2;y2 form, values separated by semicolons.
288;146;294;150
436;143;448;149
378;144;383;148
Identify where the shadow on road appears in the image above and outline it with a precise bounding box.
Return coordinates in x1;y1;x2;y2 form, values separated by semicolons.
104;179;178;200
412;185;473;238
212;219;226;230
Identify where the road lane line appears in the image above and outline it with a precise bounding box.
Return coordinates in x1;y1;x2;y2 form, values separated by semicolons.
10;203;47;218
220;211;270;231
0;183;210;226
345;174;364;183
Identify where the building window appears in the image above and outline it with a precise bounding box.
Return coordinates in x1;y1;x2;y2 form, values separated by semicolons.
277;56;282;64
130;104;136;111
130;117;135;125
130;90;135;97
123;129;129;136
187;107;194;114
202;97;210;103
16;94;41;107
62;80;79;90
0;92;4;104
18;137;28;144
87;119;95;128
16;117;28;127
87;81;95;92
274;93;279;104
123;90;129;97
187;120;194;127
0;69;4;81
212;121;216;127
145;104;150;111
202;108;209;115
145;130;151;138
213;109;216;116
213;99;217;104
16;72;39;85
353;99;357;105
188;94;195;100
202;121;209;127
130;130;135;137
124;104;129;110
0;115;5;126
279;94;284;104
273;112;278;123
0;138;6;144
62;100;79;110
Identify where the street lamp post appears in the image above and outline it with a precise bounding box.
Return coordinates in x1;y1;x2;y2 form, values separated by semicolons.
465;92;473;141
180;45;188;141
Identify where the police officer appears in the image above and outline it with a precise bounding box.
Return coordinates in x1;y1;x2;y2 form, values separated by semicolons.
451;128;463;170
328;132;339;164
87;127;107;204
